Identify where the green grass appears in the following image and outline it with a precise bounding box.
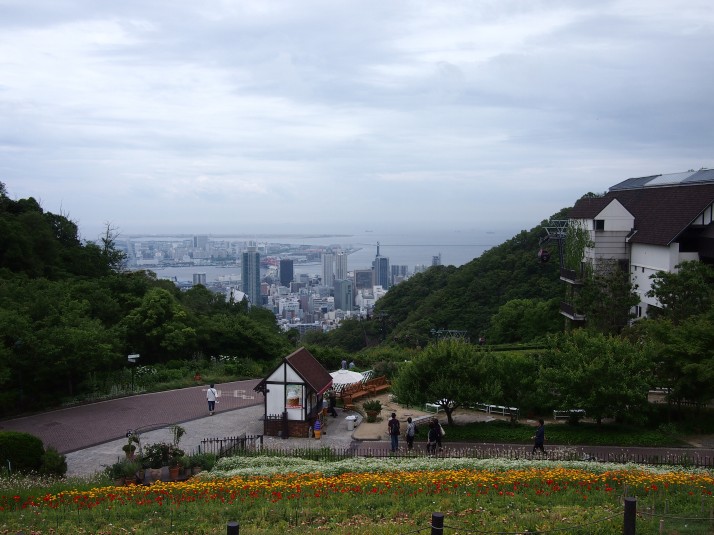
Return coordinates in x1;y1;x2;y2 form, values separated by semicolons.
441;419;689;447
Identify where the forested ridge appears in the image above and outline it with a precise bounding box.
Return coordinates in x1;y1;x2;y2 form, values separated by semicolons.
311;207;570;350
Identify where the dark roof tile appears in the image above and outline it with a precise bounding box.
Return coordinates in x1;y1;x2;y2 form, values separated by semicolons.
569;184;714;246
254;347;333;394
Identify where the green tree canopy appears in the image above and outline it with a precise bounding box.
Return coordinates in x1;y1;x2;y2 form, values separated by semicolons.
538;330;653;425
487;298;561;343
629;310;714;409
576;259;639;335
647;261;714;323
392;338;487;425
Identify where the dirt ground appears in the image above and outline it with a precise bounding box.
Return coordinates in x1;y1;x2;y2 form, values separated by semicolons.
351;393;533;441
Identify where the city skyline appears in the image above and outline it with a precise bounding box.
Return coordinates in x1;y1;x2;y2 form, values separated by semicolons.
2;1;712;241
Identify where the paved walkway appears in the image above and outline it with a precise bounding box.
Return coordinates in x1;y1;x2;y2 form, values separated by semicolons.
0;379;263;454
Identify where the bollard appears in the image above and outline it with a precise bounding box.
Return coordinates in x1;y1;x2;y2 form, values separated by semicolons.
431;512;444;535
623;497;636;535
227;520;239;534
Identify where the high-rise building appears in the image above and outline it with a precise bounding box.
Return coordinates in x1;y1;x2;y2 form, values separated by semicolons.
432;253;442;266
353;268;374;290
372;242;390;290
334;279;354;311
242;241;261;307
192;273;207;286
279;259;294;287
335;250;348;280
193;235;208;250
322;251;335;287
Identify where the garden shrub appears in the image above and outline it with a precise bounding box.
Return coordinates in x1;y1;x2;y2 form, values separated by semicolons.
40;446;67;477
0;431;45;473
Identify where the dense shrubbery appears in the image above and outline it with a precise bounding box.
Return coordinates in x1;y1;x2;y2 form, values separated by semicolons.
0;432;45;474
40;447;67;477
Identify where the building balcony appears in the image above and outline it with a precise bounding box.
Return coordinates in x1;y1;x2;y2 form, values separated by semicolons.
560;268;584;285
560;301;586;322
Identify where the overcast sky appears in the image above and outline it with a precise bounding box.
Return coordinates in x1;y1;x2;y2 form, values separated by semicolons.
2;1;712;240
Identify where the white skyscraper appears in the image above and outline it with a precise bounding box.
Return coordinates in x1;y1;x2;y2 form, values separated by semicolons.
335;250;348;280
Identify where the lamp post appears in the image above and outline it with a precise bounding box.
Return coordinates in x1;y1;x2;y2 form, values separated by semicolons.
127;354;140;392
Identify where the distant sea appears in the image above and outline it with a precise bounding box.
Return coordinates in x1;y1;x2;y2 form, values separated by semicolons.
133;228;515;283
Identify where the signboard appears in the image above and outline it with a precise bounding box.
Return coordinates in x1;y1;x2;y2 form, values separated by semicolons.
285;384;303;409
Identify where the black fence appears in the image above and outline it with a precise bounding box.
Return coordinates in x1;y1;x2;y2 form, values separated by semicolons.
198;434;263;457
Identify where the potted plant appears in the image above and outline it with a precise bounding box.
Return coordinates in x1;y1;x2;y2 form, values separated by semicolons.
177;455;190;477
107;459;139;486
362;399;382;422
142;442;185;481
122;434;140;459
168;458;181;481
188;452;217;474
169;424;185;447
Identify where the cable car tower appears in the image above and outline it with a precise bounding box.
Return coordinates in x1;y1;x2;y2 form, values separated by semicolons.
538;219;568;268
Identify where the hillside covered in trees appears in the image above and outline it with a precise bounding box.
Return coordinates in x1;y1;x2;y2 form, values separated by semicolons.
307;207;570;351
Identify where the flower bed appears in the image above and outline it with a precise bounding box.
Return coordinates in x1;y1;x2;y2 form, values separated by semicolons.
2;458;713;533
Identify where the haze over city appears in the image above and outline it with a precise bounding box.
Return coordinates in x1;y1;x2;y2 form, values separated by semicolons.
2;1;712;241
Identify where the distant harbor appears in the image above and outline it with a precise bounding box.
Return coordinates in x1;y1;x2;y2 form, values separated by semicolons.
124;228;513;284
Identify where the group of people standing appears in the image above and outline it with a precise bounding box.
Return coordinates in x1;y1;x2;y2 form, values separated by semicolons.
388;414;444;454
388;414;547;456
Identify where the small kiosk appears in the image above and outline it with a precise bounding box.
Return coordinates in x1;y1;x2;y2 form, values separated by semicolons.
254;347;333;438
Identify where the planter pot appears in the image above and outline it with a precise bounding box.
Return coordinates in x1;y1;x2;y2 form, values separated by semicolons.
169;466;180;481
148;468;163;482
113;477;125;486
191;466;202;476
366;410;379;423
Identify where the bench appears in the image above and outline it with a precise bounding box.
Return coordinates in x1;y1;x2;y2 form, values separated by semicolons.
339;381;371;410
339;376;391;411
364;375;391;395
487;405;519;418
425;402;442;413
553;409;586;420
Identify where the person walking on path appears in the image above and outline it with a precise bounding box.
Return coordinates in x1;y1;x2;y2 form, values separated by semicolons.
405;416;416;450
432;417;443;452
328;390;338;418
206;384;218;415
427;420;439;455
387;412;400;452
532;418;546;455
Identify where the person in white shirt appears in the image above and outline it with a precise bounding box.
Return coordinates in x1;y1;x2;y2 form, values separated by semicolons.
206;384;218;415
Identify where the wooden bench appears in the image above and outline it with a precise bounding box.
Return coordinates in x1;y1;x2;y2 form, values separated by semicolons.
339;376;391;411
364;375;391;395
339;381;371;411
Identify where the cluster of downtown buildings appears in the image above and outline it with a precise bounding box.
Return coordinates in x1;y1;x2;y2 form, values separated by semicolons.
124;237;443;335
